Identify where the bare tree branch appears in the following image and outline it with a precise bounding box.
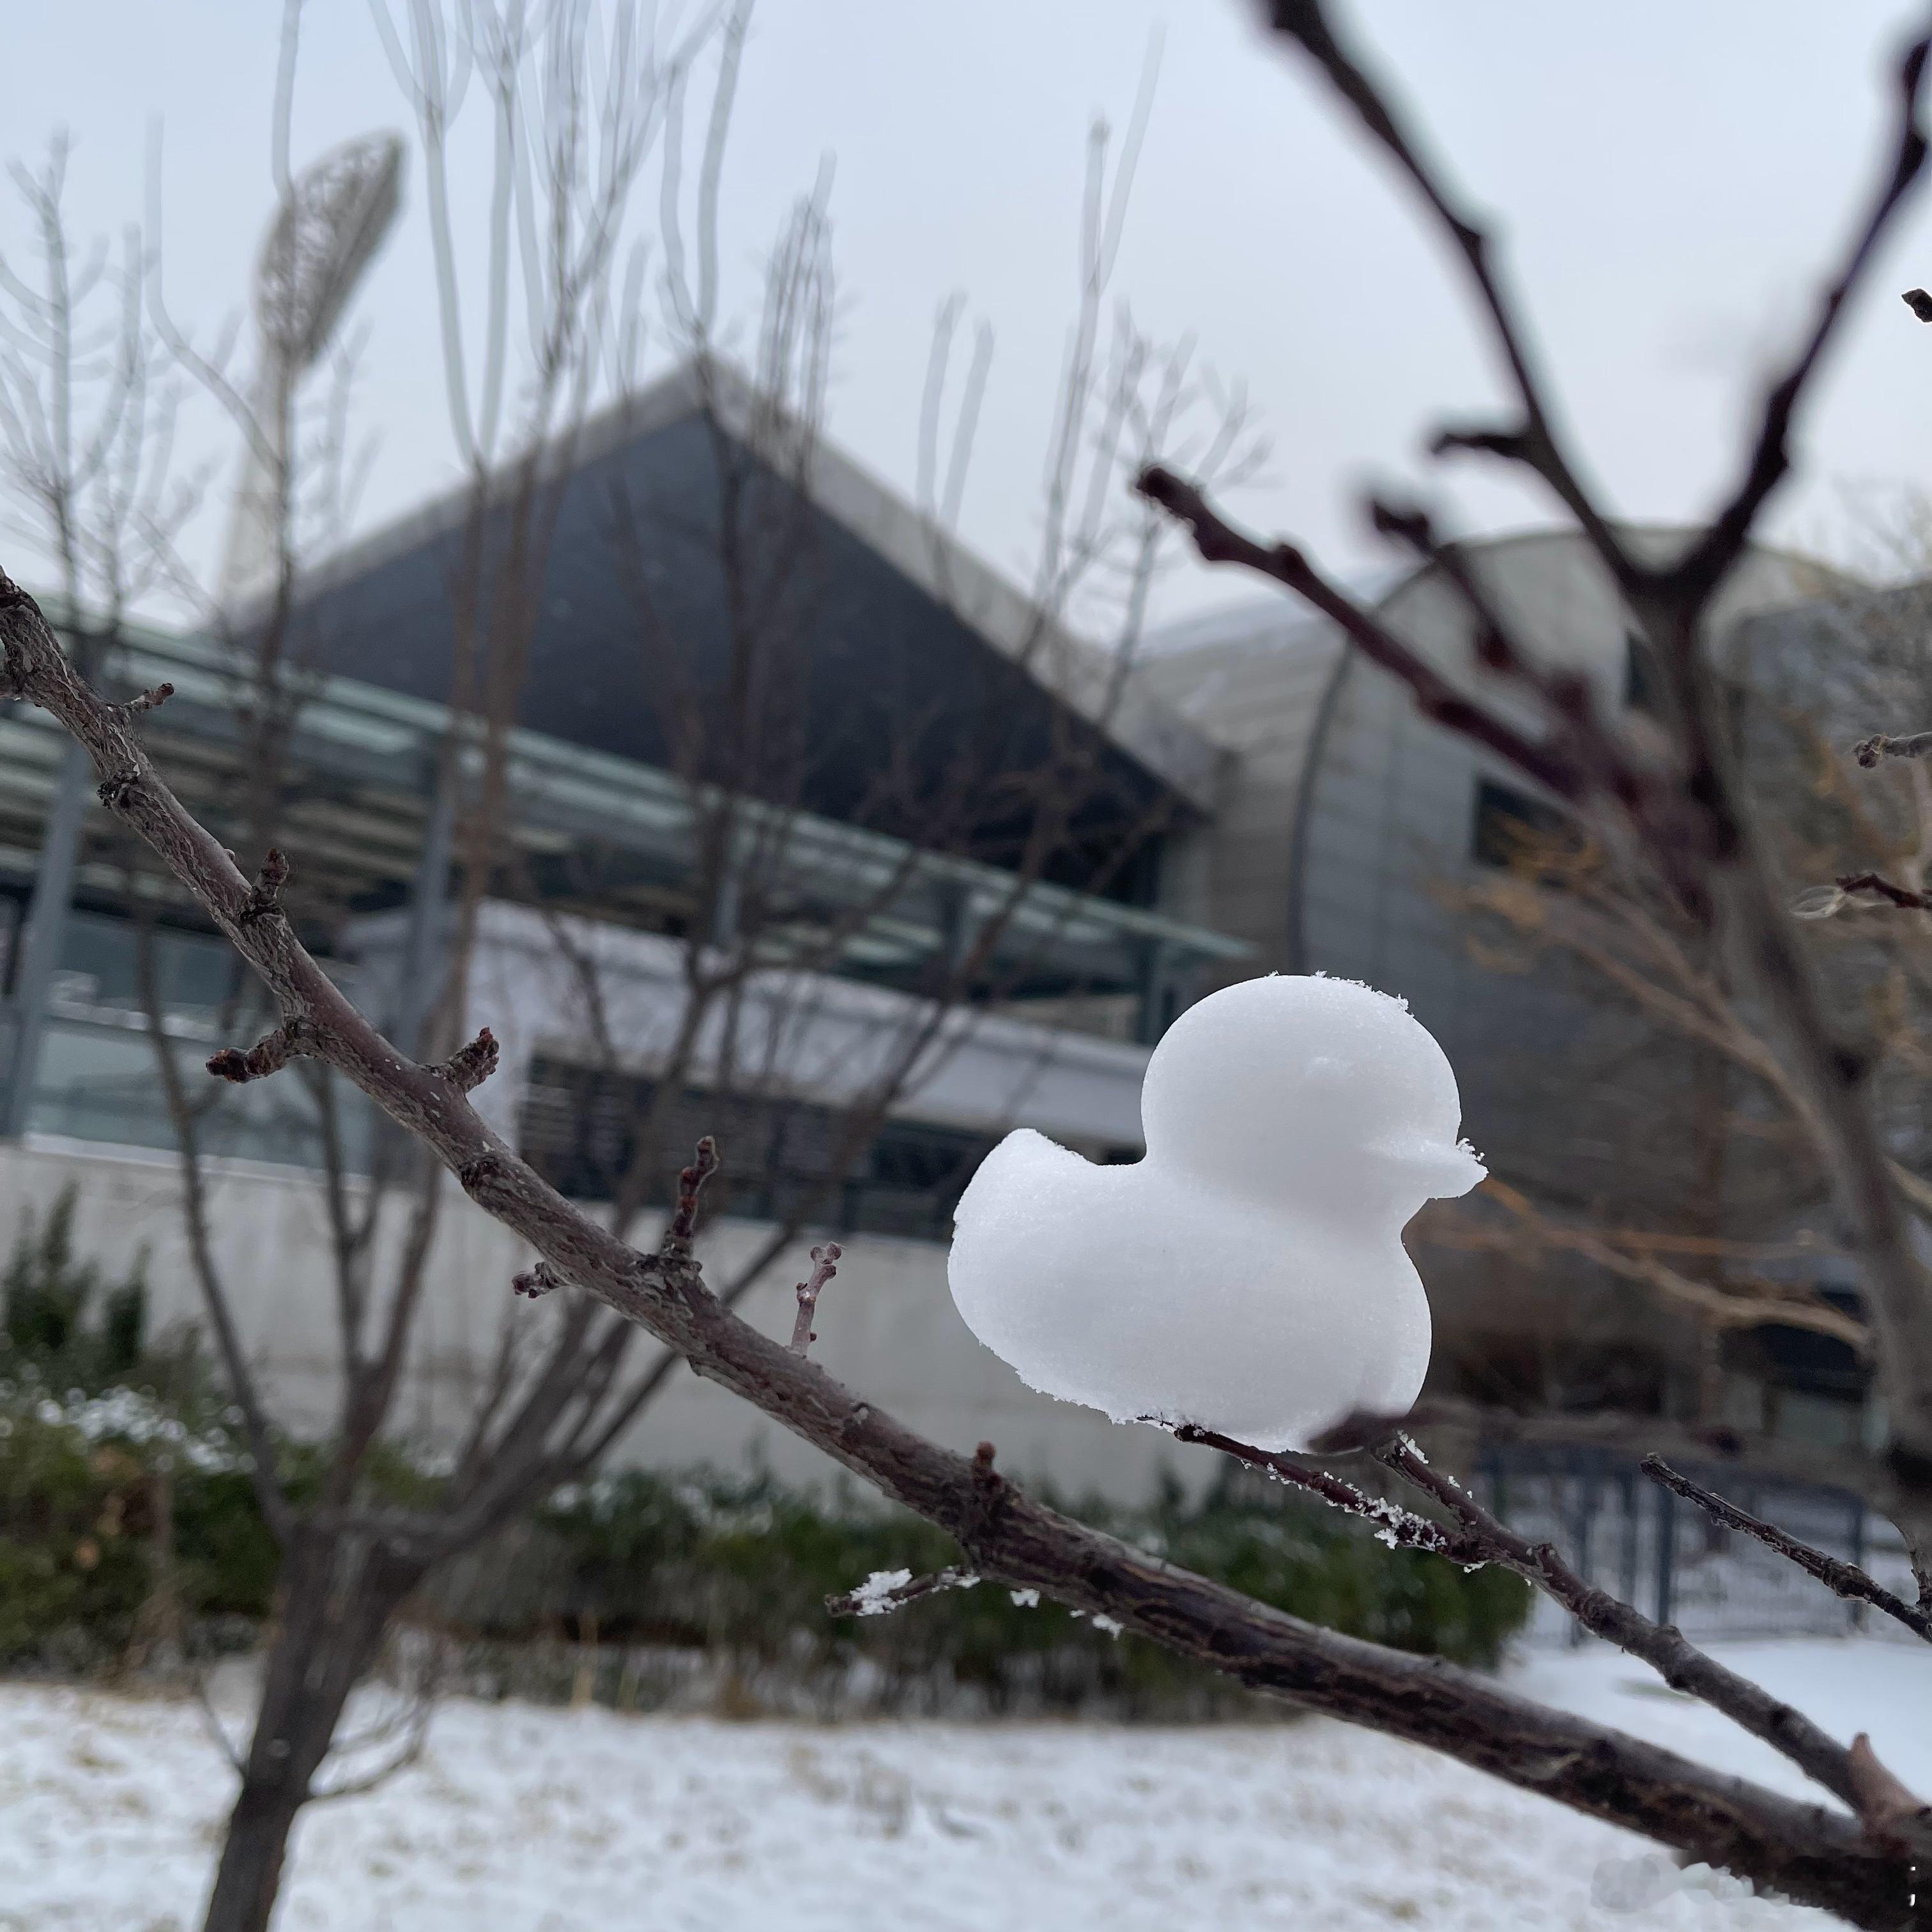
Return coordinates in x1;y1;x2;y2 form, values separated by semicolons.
1643;1455;1932;1643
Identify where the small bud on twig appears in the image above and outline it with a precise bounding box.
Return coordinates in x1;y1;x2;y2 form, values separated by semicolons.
239;848;291;923
788;1242;841;1356
1903;287;1932;322
119;681;174;716
207;1018;312;1085
512;1260;564;1300
661;1135;720;1253
433;1026;500;1093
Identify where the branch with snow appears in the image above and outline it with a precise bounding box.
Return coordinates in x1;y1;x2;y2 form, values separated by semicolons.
825;1565;979;1619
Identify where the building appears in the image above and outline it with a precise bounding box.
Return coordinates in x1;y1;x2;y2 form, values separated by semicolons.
0;363;1249;1498
0;369;1880;1490
1142;529;1875;1446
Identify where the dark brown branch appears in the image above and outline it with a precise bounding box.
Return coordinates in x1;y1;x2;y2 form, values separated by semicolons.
1262;0;1637;589
1675;35;1930;602
1190;1412;1905;1828
1838;870;1932;911
1135;464;1588;801
825;1563;977;1618
1369;1434;1913;1830
1643;1455;1932;1643
788;1239;840;1356
1172;1422;1456;1552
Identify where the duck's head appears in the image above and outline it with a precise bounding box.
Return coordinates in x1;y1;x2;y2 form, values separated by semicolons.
1140;974;1484;1213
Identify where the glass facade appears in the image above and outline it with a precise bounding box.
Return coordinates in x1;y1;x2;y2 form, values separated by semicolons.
18;908;372;1171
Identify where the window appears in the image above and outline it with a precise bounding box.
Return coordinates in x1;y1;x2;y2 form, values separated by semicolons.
1470;778;1572;873
17;909;373;1170
518;1055;997;1242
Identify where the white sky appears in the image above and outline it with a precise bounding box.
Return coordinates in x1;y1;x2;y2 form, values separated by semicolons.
10;1;1932;636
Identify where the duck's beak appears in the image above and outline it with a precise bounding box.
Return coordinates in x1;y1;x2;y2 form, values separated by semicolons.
1374;1136;1486;1200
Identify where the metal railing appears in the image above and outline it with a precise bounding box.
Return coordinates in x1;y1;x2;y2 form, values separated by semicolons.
1480;1441;1878;1648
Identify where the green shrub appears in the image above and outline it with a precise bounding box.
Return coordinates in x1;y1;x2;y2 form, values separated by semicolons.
0;1387;270;1662
1;1186;150;1389
0;1407;152;1657
518;1462;1531;1715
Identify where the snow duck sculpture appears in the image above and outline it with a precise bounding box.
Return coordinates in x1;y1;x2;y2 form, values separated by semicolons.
947;974;1485;1451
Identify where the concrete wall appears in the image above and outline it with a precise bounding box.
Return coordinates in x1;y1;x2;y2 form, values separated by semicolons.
355;900;1157;1155
3;1124;1222;1504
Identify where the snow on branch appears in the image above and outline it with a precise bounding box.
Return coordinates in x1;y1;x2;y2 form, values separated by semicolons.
825;1566;979;1619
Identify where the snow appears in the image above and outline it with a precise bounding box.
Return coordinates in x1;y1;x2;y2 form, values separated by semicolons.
8;1635;1926;1929
947;974;1483;1450
845;1570;914;1616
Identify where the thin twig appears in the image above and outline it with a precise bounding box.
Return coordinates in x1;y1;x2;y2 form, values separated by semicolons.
190;1670;245;1779
1643;1455;1932;1643
1186;1411;1913;1834
825;1564;978;1618
1838;870;1932;911
788;1241;840;1356
1134;464;1595;802
660;1133;719;1254
1854;729;1932;766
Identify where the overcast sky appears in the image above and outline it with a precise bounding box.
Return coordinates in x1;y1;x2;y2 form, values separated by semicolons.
10;2;1932;636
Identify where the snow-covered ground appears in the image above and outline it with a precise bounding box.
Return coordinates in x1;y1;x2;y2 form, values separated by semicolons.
3;1637;1929;1931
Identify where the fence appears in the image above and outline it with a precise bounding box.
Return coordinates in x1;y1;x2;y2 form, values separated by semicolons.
1478;1442;1905;1648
